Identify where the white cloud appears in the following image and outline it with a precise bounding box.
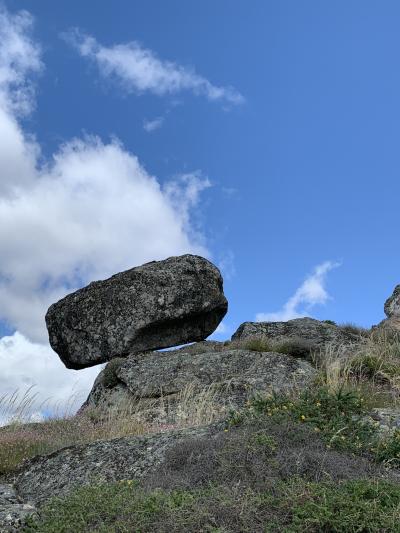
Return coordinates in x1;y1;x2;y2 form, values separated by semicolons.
0;332;99;424
256;261;340;322
0;7;211;414
143;116;164;132
64;29;244;105
0;7;42;115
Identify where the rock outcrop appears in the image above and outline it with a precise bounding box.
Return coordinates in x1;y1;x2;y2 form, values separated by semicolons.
377;285;400;334
82;345;316;421
374;285;400;333
232;317;361;352
46;255;228;369
0;484;36;532
384;285;400;318
14;424;220;505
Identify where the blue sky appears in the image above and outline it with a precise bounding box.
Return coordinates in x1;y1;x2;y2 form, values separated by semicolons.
1;1;399;416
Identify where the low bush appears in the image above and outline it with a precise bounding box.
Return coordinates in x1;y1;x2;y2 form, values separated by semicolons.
339;322;370;338
229;386;400;466
25;478;400;532
243;336;273;352
373;429;400;468
244;386;377;454
242;336;313;359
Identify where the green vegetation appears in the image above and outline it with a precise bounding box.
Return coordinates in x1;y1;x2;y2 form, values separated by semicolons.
243;335;313;359
315;329;400;408
229;386;400;467
338;322;370;337
23;383;400;532
3;328;400;532
25;478;400;532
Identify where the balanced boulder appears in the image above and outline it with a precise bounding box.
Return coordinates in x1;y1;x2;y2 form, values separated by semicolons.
46;254;228;369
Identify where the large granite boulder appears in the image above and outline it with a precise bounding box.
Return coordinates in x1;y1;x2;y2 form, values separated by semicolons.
46;255;228;369
81;345;316;421
231;317;361;353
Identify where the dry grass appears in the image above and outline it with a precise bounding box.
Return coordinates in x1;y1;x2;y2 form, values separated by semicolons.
338;322;371;338
0;380;234;477
313;330;400;408
0;404;147;476
172;381;231;427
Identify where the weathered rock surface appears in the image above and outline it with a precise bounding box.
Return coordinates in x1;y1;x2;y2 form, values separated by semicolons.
368;408;400;435
82;346;316;420
0;484;36;532
374;285;400;333
384;285;400;318
46;254;228;369
232;317;361;352
14;424;220;505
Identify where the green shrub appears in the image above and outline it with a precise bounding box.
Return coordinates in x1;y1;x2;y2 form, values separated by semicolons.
322;319;337;326
243;336;313;358
274;337;314;359
235;386;400;462
243;337;272;352
287;479;400;532
374;429;400;468
25;478;400;532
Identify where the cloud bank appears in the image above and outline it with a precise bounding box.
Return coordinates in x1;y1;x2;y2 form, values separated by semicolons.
65;29;244;105
0;7;211;416
256;261;340;322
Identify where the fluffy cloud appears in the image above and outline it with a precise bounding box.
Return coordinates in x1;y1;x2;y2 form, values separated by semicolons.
0;7;211;416
256;261;340;322
0;333;99;423
0;139;210;342
65;29;244;105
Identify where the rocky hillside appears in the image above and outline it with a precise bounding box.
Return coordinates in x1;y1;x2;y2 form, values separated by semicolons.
1;255;400;532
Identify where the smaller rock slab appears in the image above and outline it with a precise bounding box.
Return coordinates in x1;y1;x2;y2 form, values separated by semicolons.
14;425;217;506
83;347;316;421
232;317;360;352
